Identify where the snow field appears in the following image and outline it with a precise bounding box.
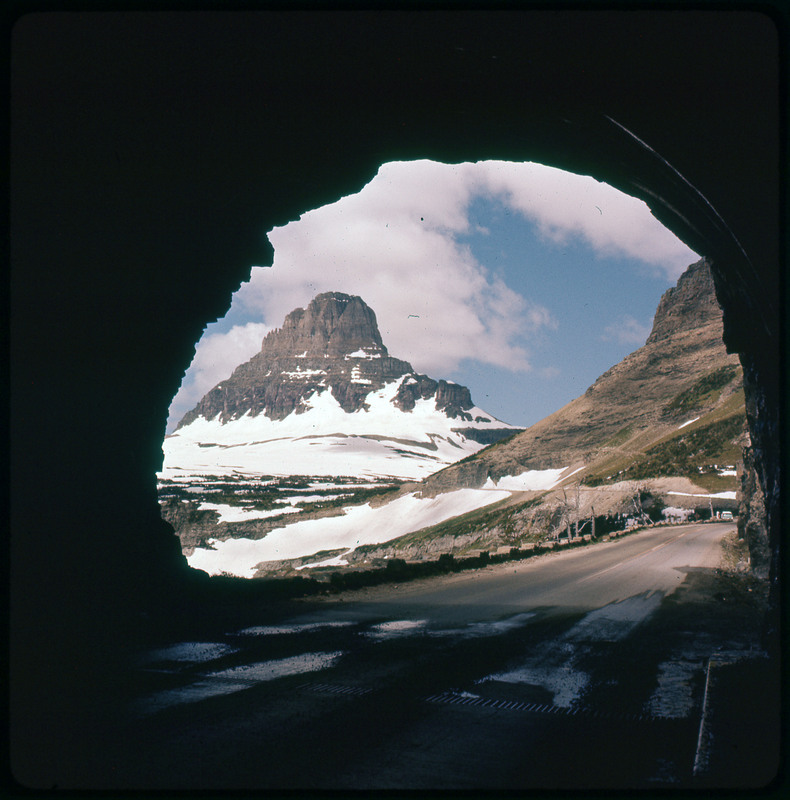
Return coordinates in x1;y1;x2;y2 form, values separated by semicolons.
162;378;518;481
162;433;453;481
187;486;512;578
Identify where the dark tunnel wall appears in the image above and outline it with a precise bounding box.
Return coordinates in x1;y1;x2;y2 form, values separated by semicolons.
9;8;783;786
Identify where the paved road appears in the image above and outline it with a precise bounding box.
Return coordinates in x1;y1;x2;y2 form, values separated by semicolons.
120;523;748;790
302;521;728;624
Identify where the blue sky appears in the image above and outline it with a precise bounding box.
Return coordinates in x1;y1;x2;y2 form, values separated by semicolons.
449;194;677;424
167;161;698;431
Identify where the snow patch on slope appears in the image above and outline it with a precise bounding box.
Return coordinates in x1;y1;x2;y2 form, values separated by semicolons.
667;490;737;499
187;487;511;578
482;468;569;492
197;502;302;523
678;417;700;429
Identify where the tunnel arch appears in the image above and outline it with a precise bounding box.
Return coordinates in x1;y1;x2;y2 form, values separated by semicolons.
12;9;780;631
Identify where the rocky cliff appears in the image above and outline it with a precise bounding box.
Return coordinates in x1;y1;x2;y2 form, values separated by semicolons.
645;258;722;344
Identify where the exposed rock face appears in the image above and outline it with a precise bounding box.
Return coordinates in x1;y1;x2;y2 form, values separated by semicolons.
646;258;722;344
177;292;517;444
738;442;770;578
178;293;414;425
271;291;386;357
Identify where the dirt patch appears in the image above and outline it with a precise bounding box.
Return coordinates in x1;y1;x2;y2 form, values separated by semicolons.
718;528;752;572
667;564;769;617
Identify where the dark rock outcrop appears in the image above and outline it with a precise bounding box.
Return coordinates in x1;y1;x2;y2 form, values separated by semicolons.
737;442;770;578
392;375;474;418
646;258;722;344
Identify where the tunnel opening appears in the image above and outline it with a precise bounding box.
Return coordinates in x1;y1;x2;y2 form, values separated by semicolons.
157;158;755;584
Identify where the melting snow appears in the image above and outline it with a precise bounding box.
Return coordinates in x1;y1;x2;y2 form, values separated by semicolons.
477;597;664;708
481;663;590;709
139;642;237;665
235;622;353;636
678;417;700;429
564;594;664;642
667;490;737;499
136;651;344;715
429;612;536;639
187;487;511;577
364;620;428;640
482;467;570;492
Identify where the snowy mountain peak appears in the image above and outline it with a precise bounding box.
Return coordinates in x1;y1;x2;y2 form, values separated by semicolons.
167;292;522;480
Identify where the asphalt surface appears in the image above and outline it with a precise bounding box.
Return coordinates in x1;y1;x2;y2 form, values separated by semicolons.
303;521;727;623
103;522;774;790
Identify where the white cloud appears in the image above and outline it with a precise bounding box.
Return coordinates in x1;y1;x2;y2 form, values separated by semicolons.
473;161;697;280
168;322;270;429
233;164;694;375
601;315;652;346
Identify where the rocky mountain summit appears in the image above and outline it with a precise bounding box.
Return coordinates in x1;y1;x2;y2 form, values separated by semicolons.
177;292;499;435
